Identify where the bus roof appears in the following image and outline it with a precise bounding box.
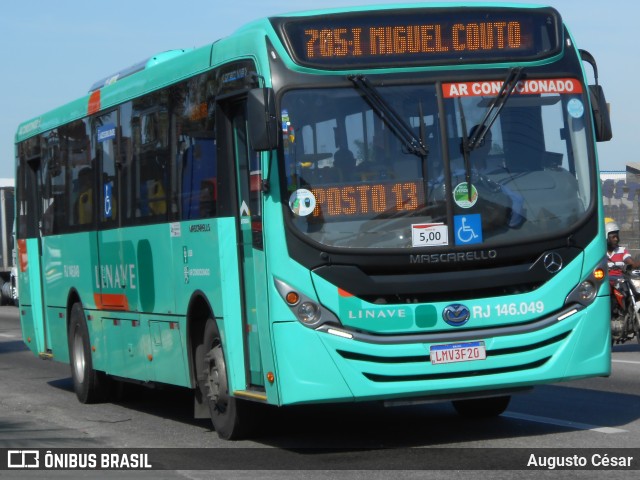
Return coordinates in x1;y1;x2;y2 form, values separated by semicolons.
15;2;554;144
15;42;214;144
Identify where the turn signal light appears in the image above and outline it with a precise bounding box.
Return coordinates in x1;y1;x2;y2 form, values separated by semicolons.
285;291;300;305
593;268;605;281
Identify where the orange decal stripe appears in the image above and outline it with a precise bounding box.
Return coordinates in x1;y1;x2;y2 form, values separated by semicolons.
94;293;129;311
17;239;28;272
88;90;101;115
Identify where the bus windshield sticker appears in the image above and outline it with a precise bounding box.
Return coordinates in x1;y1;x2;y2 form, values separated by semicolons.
567;98;584;118
289;189;316;216
454;214;483;246
282;109;295;145
411;223;448;247
453;183;478;208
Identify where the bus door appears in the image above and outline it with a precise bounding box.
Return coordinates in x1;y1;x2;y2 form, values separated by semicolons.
93;110;152;379
21;155;50;356
93;111;129;311
221;99;266;389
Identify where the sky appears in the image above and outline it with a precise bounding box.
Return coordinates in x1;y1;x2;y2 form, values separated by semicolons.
1;0;632;179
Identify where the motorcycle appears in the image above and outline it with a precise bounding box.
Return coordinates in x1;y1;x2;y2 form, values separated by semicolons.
609;267;640;345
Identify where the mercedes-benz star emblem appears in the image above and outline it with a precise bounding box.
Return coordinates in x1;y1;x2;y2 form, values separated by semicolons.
543;252;563;273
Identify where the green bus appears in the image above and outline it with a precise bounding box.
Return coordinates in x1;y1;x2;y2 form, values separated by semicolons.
16;3;613;439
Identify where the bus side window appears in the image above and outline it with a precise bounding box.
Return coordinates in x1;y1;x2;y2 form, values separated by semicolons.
78;191;93;224
181;140;217;219
199;179;217;217
75;167;94;225
147;178;167;216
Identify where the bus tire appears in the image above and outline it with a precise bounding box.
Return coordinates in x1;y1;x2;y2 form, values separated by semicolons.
0;278;7;305
452;395;511;418
68;303;109;404
197;318;252;440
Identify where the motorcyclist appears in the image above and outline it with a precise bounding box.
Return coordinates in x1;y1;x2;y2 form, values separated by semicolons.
606;218;640;344
606;218;640;275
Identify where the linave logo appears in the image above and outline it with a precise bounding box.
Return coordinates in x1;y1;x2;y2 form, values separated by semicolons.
442;304;471;326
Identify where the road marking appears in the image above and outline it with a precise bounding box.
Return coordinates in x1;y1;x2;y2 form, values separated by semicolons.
0;333;16;338
612;359;640;365
504;412;627;434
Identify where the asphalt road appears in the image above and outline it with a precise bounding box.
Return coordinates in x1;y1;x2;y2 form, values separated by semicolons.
1;306;639;479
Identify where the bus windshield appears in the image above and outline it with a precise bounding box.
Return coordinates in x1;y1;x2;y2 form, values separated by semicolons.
282;77;592;249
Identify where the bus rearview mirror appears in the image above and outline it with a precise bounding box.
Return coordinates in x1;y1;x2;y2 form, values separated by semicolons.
247;88;279;151
588;84;613;142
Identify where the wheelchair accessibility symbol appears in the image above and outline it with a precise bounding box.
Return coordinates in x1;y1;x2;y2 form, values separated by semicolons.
104;182;113;219
454;214;482;245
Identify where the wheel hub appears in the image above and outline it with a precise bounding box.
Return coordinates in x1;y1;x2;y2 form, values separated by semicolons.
204;346;228;409
73;329;86;383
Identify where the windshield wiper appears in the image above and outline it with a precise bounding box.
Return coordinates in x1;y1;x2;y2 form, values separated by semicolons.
348;75;428;158
460;67;525;200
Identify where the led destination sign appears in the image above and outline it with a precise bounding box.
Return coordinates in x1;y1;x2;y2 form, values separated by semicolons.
309;180;426;219
274;8;561;68
303;22;522;58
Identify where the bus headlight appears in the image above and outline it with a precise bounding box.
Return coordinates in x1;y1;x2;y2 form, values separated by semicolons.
577;281;597;302
565;257;608;307
298;301;321;325
274;278;342;329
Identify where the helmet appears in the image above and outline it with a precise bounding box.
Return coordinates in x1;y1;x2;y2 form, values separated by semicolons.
605;219;620;236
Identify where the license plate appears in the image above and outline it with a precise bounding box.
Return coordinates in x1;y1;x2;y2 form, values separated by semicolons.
430;341;486;365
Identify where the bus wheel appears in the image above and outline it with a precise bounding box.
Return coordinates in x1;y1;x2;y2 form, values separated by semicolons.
68;303;109;403
452;395;511;418
198;318;250;440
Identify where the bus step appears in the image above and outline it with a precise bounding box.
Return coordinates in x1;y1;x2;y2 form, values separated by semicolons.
233;390;267;402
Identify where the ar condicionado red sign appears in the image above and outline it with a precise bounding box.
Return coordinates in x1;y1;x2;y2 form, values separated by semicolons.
443;78;583;98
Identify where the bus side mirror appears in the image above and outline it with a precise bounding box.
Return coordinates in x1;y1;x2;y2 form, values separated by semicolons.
247;88;279;151
588;84;613;142
579;49;613;142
